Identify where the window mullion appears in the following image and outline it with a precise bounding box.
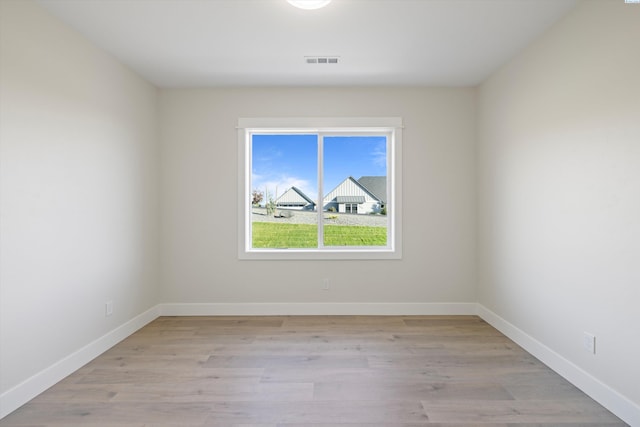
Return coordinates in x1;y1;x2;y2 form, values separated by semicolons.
317;133;325;249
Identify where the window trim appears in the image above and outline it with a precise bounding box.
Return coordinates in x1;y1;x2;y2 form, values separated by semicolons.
237;117;402;260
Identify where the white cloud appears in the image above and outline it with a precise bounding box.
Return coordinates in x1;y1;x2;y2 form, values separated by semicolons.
370;141;387;170
253;174;317;202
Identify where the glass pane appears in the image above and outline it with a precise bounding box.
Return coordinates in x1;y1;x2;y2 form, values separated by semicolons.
251;134;318;249
322;136;388;247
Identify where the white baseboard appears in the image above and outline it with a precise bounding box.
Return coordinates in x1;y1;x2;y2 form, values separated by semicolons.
0;305;160;419
158;302;478;316
4;302;637;427
477;304;639;427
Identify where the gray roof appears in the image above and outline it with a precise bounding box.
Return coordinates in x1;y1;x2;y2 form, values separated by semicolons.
336;196;366;204
277;186;315;205
291;186;316;205
357;176;386;203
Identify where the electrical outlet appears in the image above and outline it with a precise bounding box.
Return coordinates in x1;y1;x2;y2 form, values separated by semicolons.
322;278;330;290
105;300;114;317
583;332;596;354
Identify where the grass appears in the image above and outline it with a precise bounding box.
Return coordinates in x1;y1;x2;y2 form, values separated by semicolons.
252;222;387;248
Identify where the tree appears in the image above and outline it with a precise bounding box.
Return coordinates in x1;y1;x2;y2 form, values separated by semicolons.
265;186;278;217
251;189;264;206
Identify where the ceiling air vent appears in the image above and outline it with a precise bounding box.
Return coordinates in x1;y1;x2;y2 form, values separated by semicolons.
305;56;340;64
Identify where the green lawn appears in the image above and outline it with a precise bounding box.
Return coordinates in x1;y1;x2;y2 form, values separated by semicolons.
252;222;387;248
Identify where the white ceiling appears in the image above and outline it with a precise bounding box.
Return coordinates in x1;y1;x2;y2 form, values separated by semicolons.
37;0;578;88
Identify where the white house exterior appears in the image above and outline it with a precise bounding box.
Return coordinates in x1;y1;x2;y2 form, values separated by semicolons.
275;186;315;210
323;176;384;214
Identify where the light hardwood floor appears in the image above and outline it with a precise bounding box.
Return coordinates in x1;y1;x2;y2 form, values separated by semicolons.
0;316;628;426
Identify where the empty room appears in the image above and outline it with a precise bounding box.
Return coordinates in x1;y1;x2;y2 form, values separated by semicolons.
0;0;638;425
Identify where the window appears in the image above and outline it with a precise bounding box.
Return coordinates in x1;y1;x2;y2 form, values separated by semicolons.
238;117;402;260
345;203;358;214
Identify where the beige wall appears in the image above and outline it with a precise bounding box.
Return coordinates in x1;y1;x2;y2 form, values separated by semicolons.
0;0;160;398
4;0;639;423
159;87;476;305
477;0;640;415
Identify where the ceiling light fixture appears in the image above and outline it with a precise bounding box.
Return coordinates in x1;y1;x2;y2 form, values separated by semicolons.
287;0;332;10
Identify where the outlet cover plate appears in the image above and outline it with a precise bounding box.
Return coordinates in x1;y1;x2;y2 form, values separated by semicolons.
105;300;114;317
583;332;596;354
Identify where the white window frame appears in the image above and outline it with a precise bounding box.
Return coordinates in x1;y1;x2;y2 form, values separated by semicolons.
238;117;402;260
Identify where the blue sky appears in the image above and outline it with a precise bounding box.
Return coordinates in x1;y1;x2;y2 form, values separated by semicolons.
251;134;386;202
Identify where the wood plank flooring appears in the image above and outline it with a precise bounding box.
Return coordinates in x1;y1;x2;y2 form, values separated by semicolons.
0;315;628;426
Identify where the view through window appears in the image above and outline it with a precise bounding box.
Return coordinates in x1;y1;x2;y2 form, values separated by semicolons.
238;118;402;260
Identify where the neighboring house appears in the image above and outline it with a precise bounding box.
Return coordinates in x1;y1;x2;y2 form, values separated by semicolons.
323;176;385;214
357;176;387;210
275;186;316;210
